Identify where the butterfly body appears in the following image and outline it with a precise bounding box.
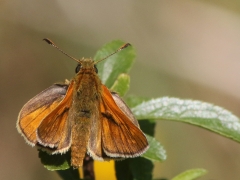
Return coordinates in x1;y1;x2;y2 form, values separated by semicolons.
70;59;102;167
17;41;149;169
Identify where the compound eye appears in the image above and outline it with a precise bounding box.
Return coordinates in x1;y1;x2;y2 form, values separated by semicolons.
75;63;81;73
94;65;98;74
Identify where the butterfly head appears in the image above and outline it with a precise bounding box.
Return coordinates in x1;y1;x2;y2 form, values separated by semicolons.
75;59;98;74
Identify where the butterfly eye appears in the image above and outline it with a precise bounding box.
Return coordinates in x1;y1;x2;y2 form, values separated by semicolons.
94;65;98;74
75;64;81;73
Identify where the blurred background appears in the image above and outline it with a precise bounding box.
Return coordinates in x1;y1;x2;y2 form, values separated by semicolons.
1;0;240;179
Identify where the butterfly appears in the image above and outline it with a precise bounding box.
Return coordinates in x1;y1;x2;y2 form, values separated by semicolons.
17;39;149;168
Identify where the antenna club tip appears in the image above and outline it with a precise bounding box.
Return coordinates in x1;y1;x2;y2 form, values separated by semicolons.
43;38;55;46
120;43;131;50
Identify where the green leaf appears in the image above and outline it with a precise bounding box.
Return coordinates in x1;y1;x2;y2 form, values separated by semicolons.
57;168;82;180
126;96;151;108
38;150;70;171
171;168;207;180
94;40;135;88
129;157;154;180
110;73;130;96
142;135;167;162
131;97;240;142
115;159;133;180
138;120;156;137
115;157;154;180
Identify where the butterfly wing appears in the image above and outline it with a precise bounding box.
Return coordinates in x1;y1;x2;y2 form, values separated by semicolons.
17;81;73;154
36;81;74;153
99;85;149;158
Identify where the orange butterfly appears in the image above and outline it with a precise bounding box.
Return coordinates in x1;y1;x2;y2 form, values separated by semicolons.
17;39;149;168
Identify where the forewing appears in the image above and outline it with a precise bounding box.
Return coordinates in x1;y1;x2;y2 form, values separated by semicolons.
100;85;149;158
36;81;74;153
17;84;68;146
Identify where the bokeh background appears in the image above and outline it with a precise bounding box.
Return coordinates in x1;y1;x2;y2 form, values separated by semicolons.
2;0;240;179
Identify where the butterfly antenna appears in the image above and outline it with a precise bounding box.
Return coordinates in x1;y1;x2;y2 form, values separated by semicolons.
94;43;131;64
43;38;80;63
